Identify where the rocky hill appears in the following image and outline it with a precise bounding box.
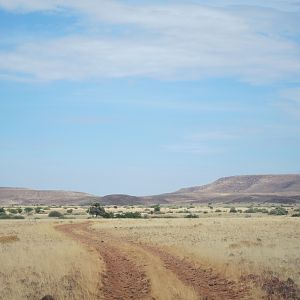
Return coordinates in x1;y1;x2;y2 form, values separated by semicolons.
177;175;300;194
1;174;300;206
148;174;300;204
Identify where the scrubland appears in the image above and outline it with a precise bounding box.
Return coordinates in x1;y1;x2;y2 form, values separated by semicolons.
92;217;300;285
0;205;300;299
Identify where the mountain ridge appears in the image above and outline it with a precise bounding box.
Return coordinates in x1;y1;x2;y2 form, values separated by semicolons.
1;174;300;205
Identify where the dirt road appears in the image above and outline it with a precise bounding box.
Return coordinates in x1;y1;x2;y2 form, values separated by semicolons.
57;222;249;300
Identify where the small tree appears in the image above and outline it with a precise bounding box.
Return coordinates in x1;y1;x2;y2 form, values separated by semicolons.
35;207;43;214
17;208;23;214
88;203;112;218
152;204;160;213
229;207;237;213
24;207;33;214
0;207;5;215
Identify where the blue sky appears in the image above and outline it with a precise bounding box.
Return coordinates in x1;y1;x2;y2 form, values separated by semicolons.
0;0;300;195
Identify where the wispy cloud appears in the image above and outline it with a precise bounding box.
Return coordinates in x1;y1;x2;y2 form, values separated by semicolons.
163;130;239;154
0;0;300;82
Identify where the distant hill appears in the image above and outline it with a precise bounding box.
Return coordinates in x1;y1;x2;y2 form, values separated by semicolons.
148;174;300;204
177;175;300;194
1;174;300;206
0;187;100;205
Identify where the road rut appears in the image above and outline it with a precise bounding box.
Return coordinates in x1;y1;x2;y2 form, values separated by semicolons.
57;222;249;300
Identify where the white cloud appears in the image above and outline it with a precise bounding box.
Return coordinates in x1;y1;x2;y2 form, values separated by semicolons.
0;0;300;82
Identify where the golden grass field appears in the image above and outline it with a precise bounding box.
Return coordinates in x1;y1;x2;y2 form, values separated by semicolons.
0;206;299;299
0;220;101;300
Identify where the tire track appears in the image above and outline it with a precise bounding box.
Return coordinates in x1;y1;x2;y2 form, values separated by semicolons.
56;222;151;300
141;244;249;300
57;222;249;300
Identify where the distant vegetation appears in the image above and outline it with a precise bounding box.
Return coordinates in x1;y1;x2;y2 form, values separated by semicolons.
268;207;288;216
48;211;63;218
115;212;142;218
185;214;199;218
229;207;237;213
244;207;269;214
88;203;113;218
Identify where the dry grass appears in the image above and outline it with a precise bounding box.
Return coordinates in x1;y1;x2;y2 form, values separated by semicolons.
1;210;299;299
92;216;300;287
0;220;101;300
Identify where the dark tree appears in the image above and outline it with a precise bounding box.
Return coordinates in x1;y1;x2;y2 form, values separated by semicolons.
88;203;112;218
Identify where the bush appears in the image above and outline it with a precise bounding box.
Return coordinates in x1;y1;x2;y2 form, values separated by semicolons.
269;207;288;216
88;203;112;218
185;214;199;218
215;209;222;213
8;208;18;214
291;213;300;217
24;207;33;214
151;204;161;213
13;215;25;219
35;207;43;213
115;212;142;218
0;214;25;219
66;209;73;214
0;207;5;214
244;207;269;214
48;211;63;218
229;207;237;213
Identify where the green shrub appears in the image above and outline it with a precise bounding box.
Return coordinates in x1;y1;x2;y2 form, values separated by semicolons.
0;214;25;219
0;207;5;214
115;212;142;218
35;207;43;213
24;207;33;214
48;211;63;218
66;209;73;214
0;214;10;219
185;214;199;218
8;208;18;214
244;207;269;214
215;209;222;213
291;213;300;217
229;207;237;213
13;215;25;219
151;204;161;213
269;207;288;216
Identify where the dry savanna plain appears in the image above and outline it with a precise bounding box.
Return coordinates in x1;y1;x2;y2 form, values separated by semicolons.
0;204;300;300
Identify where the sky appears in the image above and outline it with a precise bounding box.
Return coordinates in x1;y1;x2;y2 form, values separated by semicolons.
0;0;300;196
